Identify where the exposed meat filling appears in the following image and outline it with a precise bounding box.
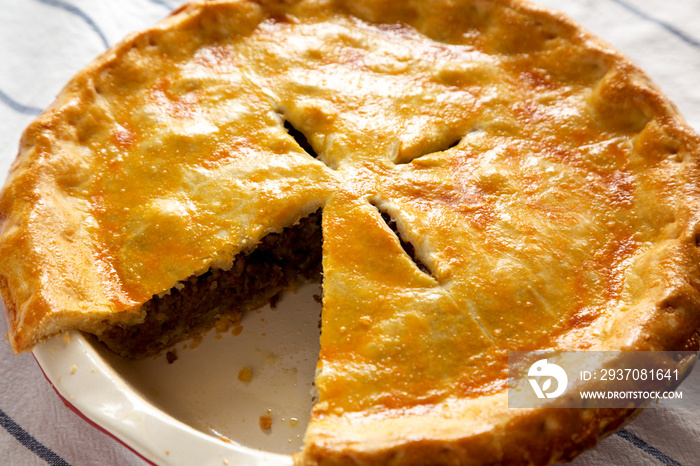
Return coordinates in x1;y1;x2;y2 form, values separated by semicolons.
99;209;323;358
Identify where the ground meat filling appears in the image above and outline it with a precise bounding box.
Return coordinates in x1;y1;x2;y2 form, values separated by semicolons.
99;209;323;359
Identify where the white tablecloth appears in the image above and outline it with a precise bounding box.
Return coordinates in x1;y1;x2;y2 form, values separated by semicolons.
1;1;699;464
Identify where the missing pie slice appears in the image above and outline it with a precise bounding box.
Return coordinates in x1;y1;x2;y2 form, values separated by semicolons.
2;0;700;464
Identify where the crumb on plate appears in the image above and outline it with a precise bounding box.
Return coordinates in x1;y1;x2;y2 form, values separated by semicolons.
166;350;178;364
238;366;252;382
259;414;272;430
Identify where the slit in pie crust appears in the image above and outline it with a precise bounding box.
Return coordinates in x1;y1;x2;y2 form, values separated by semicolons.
2;0;700;464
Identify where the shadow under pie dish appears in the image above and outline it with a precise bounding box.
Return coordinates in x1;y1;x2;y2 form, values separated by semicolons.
2;0;700;464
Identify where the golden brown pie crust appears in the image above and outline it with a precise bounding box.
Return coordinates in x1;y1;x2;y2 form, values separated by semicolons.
1;0;700;464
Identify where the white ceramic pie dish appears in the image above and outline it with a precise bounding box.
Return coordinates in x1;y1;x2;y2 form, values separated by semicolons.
32;282;324;466
28;280;700;465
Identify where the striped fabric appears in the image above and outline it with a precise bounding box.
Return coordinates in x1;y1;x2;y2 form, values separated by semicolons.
0;1;699;464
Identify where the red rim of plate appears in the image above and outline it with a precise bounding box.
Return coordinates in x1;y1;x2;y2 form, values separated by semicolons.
32;353;159;466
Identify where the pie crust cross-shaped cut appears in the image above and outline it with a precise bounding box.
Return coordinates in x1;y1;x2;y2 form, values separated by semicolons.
1;1;700;464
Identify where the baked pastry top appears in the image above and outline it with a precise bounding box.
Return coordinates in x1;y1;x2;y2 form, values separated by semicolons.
2;0;700;464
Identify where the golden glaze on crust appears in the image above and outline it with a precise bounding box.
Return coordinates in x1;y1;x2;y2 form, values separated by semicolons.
2;0;700;464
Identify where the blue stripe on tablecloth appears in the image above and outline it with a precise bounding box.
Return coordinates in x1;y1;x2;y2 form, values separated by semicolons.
0;88;42;115
36;0;109;48
609;0;700;49
1;0;111;115
0;408;71;466
616;429;684;466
